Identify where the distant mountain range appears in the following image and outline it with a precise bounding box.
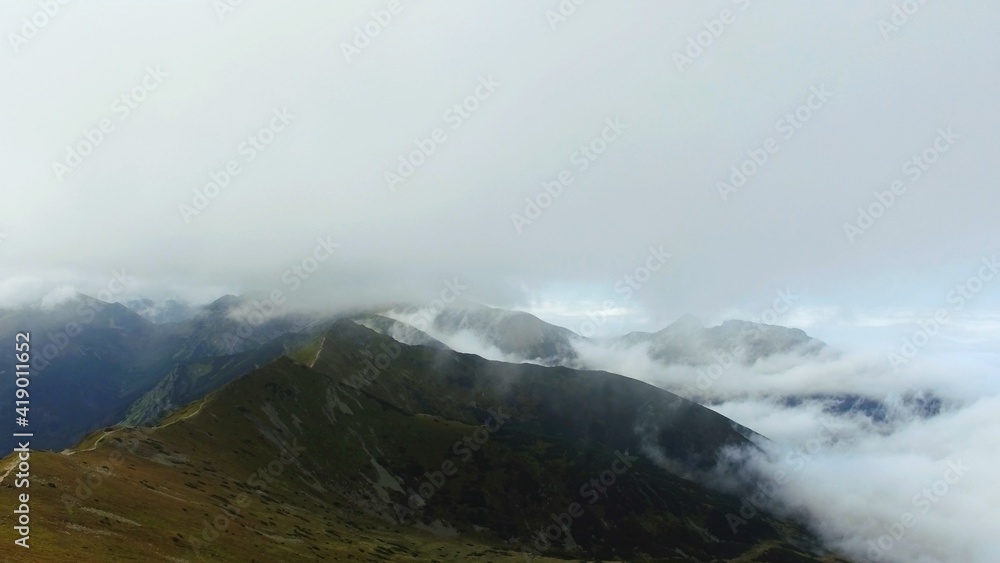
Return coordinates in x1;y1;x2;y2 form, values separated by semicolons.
379;302;828;369
363;303;945;434
0;294;840;452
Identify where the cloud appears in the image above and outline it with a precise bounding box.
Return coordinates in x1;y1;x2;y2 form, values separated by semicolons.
382;307;540;365
725;394;1000;563
2;3;1000;323
587;336;1000;562
39;285;79;310
392;308;1000;562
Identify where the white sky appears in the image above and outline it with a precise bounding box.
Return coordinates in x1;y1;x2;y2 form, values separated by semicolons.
2;1;998;338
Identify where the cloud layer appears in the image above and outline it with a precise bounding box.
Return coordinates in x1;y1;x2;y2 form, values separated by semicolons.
2;2;999;326
389;304;1000;562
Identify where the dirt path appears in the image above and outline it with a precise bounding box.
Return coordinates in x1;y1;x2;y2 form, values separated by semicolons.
308;337;326;368
62;428;115;456
62;395;211;457
0;457;17;484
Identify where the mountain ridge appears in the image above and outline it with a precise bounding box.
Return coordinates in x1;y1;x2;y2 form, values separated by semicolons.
0;319;850;562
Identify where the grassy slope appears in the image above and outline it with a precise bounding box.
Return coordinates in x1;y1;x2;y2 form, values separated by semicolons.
0;323;852;562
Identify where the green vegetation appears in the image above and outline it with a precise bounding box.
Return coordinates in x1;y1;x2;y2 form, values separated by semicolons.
0;321;850;562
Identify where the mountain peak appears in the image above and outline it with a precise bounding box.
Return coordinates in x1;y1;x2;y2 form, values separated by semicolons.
664;313;704;333
206;294;242;310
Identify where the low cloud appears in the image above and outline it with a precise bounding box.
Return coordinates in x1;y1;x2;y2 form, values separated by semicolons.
385;307;1000;562
594;339;1000;562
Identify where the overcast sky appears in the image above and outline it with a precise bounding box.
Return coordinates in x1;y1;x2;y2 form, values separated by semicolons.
2;1;998;342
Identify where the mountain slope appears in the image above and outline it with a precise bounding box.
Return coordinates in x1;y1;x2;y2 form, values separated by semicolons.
0;294;324;450
0;295;180;449
353;313;451;350
0;321;849;562
119;335;305;427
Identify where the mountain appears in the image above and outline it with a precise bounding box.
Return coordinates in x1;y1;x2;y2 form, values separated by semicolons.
387;301;581;365
353;313;451;350
161;294;325;358
0;320;849;562
372;307;933;427
0;294;179;449
381;303;826;370
614;315;828;366
0;294;327;450
119;335;303;427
